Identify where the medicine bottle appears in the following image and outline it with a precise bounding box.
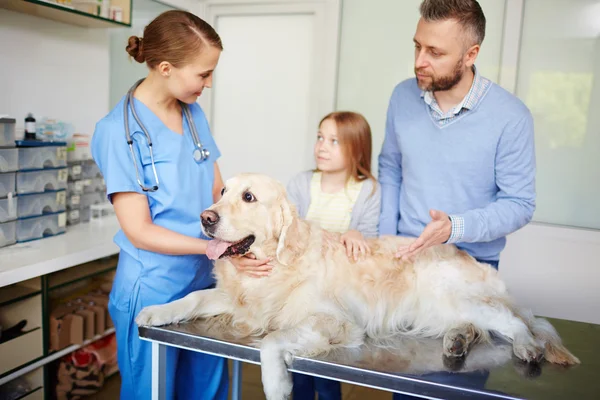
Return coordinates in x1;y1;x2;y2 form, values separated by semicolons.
25;113;36;140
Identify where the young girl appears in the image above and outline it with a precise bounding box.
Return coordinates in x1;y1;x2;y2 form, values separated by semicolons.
286;111;381;400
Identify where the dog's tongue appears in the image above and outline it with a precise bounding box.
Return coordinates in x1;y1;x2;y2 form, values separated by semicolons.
207;239;233;260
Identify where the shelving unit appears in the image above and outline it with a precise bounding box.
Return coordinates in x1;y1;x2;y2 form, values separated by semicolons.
0;216;121;399
0;0;133;28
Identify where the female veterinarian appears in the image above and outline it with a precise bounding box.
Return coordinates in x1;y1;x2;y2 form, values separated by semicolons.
91;10;268;399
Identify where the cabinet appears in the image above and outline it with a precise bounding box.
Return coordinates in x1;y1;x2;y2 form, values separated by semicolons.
0;216;121;399
0;0;133;28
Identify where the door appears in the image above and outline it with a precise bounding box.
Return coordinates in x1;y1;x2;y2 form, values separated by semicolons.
196;0;341;186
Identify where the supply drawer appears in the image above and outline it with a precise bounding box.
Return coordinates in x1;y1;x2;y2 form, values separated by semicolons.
0;147;18;172
0;195;17;222
80;192;105;208
83;177;106;194
18;146;68;170
17;190;67;218
0;172;16;198
0;293;43;376
16;212;67;242
0;220;16;247
81;161;101;179
16;168;68;195
0;367;44;400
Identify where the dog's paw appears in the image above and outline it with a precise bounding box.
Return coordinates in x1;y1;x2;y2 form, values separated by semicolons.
443;332;468;358
135;305;178;327
262;371;292;400
513;341;544;364
260;342;293;400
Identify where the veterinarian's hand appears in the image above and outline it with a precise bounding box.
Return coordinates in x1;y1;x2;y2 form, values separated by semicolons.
340;230;371;261
395;210;452;261
229;254;273;278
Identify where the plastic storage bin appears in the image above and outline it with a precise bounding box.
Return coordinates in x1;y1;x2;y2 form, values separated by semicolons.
66;193;81;210
0;172;16;198
16;168;68;195
0;196;18;223
83;178;106;194
18;146;68;170
67;180;85;196
17;191;67;218
0;220;17;247
0;148;18;173
68;162;83;181
81;162;101;179
80;192;105;208
16;212;67;242
80;207;91;223
67;209;80;226
0;118;16;146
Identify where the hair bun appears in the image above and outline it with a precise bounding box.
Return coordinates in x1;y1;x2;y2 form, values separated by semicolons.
126;36;145;63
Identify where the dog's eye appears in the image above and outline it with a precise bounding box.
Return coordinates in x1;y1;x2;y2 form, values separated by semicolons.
220;187;226;196
242;191;256;203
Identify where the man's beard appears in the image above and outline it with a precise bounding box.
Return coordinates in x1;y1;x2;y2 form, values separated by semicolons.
415;59;464;92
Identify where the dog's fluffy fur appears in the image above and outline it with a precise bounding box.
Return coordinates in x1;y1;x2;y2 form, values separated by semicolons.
136;173;579;400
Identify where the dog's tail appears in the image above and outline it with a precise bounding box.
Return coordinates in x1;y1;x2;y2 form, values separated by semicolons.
517;308;580;365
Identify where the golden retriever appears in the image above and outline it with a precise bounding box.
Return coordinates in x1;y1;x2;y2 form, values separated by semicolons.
135;173;580;400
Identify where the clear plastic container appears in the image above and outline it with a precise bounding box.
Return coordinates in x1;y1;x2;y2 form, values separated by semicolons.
16;212;66;242
83;178;106;194
81;161;101;179
80;192;105;208
0;172;16;198
67;209;80;226
68;161;83;181
67;193;81;210
17;190;67;218
16;168;68;195
18;146;67;170
0;118;16;146
67;180;85;196
0;195;17;223
0;220;17;248
80;207;91;223
0;148;18;173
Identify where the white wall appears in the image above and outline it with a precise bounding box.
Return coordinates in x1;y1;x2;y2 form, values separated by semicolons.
335;0;600;324
336;0;506;177
0;9;110;137
109;0;176;109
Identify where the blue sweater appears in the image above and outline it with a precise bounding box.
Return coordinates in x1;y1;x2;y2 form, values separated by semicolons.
378;78;536;261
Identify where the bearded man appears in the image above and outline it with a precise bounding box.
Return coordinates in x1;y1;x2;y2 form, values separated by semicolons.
378;0;536;270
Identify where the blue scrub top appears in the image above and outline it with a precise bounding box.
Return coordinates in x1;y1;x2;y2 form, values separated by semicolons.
91;95;221;306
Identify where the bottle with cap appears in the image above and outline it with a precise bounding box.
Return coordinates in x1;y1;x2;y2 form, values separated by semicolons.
25;113;36;140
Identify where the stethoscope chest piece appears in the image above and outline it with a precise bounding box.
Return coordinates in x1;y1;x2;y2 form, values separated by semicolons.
193;148;210;163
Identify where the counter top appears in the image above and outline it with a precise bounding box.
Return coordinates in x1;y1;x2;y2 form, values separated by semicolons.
0;215;120;287
140;317;600;400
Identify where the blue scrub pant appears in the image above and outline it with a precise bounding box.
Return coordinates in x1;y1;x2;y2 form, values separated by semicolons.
109;284;229;399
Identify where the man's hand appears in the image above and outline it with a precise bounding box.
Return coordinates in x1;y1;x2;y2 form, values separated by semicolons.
395;209;452;261
341;230;371;261
228;253;273;278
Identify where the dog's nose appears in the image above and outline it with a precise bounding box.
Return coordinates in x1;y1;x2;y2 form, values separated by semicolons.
201;210;219;227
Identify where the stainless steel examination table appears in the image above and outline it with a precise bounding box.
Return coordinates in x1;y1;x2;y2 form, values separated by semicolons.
139;317;599;399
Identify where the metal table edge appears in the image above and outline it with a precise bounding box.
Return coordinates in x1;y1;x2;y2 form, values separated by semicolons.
138;326;525;400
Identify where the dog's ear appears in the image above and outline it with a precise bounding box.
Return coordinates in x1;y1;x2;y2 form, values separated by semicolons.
275;197;300;266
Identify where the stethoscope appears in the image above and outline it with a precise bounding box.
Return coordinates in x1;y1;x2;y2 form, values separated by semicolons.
123;78;211;192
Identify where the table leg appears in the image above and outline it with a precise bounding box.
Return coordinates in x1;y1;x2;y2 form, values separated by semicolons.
232;360;243;400
152;342;167;400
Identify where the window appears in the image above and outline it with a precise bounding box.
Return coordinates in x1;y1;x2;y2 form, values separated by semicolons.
515;0;600;229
